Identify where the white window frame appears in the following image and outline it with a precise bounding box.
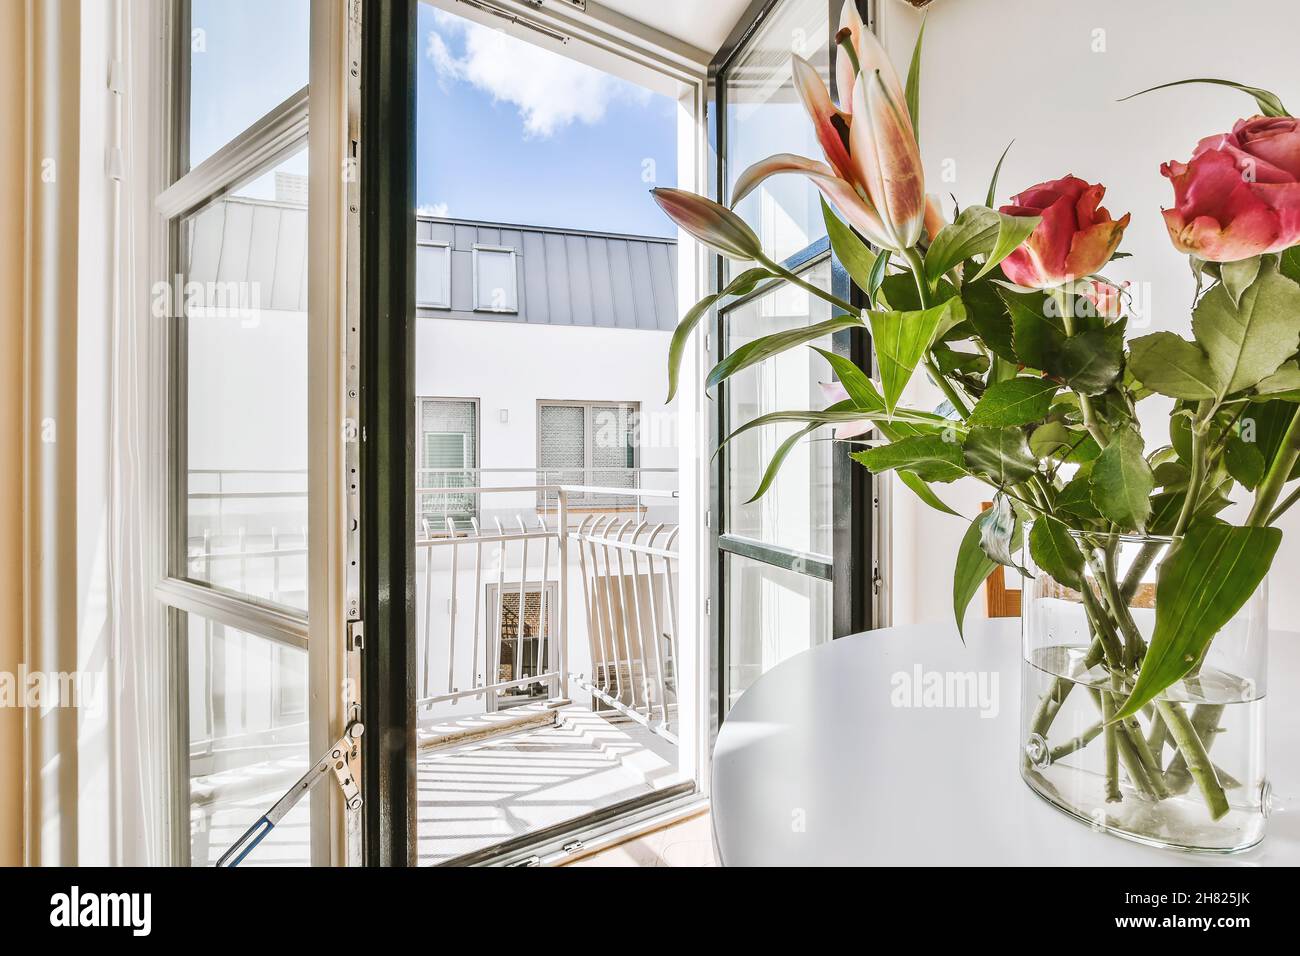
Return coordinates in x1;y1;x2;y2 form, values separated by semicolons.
145;0;351;869
471;244;519;313
415;238;451;309
536;400;641;476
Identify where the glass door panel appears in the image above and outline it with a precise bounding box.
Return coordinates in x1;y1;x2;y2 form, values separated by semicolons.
725;261;835;556
713;0;874;719
724;0;834;270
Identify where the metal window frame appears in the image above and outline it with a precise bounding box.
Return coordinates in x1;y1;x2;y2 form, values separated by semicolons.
707;0;878;735
415;238;452;308
471;243;519;313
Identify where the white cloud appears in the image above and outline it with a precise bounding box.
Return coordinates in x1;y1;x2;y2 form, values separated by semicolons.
416;202;450;217
425;11;649;138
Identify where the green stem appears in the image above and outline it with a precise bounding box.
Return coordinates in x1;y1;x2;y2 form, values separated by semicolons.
1248;403;1300;526
1049;720;1103;762
901;246;973;419
1269;483;1300;524
1171;400;1215;540
1156;700;1230;820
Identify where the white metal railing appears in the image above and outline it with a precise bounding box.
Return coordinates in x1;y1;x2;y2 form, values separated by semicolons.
416;466;677;529
415;482;679;745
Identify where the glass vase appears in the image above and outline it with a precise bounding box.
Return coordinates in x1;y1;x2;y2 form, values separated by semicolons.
1019;531;1269;852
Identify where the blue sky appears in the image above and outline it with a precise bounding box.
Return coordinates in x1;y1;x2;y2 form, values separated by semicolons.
187;2;676;236
416;5;677;237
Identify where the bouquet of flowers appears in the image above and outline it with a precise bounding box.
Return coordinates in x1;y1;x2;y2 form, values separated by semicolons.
653;4;1300;848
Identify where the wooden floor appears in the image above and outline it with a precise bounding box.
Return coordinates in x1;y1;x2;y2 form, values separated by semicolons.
562;809;716;866
417;705;682;865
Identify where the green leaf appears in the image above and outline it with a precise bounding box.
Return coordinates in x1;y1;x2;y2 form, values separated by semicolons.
1254;360;1300;400
868;297;957;413
925;206;1000;283
1090;428;1155;531
1225;434;1266;489
1057;464;1100;519
933;345;989;378
924;207;1039;284
1029;515;1084;589
1280;247;1300;286
970;213;1040;282
1028;421;1072;459
720;406;948;451
1222;255;1261;307
967;377;1057;427
706;312;863;390
985;140;1014;208
978;495;1023;568
905;17;925;141
822;199;878;294
867;249;891;303
896;469;962;517
1001;286;1061;369
1191;265;1300;399
1120;77;1289;118
745;424;818;503
962;426;1039;485
852;434;966;482
962;280;1018;363
953;512;998;641
809;346;883;411
667;266;773;401
1114;524;1282;721
1128;331;1220;400
1055;325;1124;396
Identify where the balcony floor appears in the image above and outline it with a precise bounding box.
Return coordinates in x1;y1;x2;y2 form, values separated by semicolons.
417;704;681;865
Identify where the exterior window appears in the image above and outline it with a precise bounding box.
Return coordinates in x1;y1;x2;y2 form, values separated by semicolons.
418;398;478;529
486;583;557;708
537;401;638;506
473;246;518;312
415;240;450;308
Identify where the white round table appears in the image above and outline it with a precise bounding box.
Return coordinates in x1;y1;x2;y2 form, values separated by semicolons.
711;619;1300;866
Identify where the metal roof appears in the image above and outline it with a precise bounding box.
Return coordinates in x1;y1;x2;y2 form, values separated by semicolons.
184;196;679;331
416;215;678;331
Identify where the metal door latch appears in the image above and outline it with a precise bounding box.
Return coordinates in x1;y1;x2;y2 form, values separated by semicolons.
216;721;365;867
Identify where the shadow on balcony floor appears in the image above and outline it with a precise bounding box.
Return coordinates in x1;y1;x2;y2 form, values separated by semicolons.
417;704;681;865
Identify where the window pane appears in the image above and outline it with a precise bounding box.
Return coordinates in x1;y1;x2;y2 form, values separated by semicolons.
187;0;310;169
416;244;450;308
725;0;832;268
187;615;310;866
418;399;477;526
539;404;585;482
475;249;517;311
184;149;308;611
725;554;831;708
725;260;834;556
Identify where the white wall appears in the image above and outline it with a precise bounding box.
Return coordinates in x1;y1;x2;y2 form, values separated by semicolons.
416;317;678;476
878;0;1300;626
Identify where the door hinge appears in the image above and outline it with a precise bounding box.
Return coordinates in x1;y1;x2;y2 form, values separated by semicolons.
562;840;585;854
507;855;542;867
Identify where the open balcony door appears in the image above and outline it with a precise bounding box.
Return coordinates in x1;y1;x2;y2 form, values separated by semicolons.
351;0;731;866
706;0;879;730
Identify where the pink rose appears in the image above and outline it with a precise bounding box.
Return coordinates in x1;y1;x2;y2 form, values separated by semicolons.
998;176;1131;289
1161;116;1300;261
1082;279;1127;319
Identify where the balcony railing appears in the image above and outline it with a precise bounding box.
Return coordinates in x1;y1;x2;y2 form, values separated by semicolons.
415;481;680;745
